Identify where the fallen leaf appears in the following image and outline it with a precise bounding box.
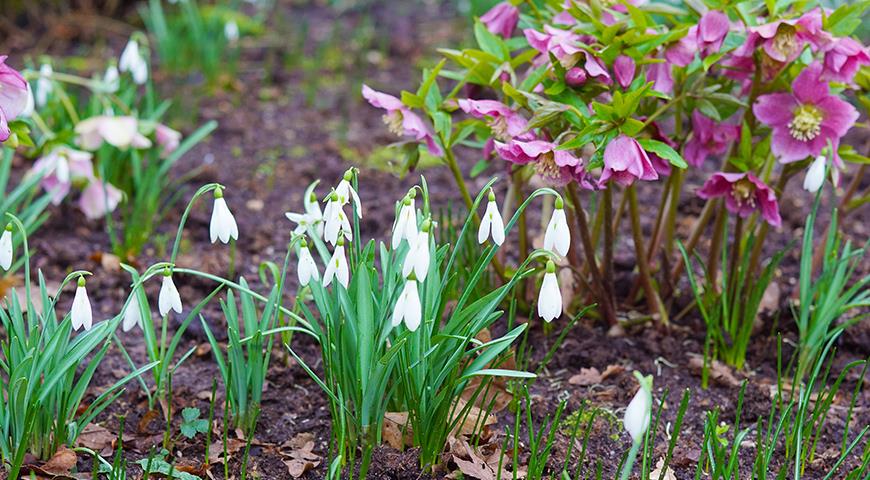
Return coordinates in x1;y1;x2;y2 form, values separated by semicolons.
650;458;677;480
383;412;413;449
687;353;741;387
77;423;115;456
453;455;495;480
451;398;497;437
42;448;77;475
569;367;602;386
279;432;321;478
601;364;625;380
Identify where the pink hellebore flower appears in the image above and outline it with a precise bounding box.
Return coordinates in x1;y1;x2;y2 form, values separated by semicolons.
361;84;443;156
821;37;870;84
494;139;583;186
697;172;782;227
524;26;611;84
684;112;740;167
480;2;519;39
613;55;636;89
0;56;29;142
749;9;829;64
458;99;532;141
155;123;182;157
79;181;123;220
753;63;858;164
598;135;658;188
646;121;677;176
646;60;674;94
666;10;730;66
75;116;152;151
31;146;94;204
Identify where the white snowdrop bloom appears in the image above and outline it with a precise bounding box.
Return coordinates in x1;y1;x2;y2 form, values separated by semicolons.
119;37;148;85
537;261;562;322
391;193;417;249
122;291;143;332
209;187;239;244
285;211;317;236
158;269;183;316
803;155;826;193
323;239;349;288
623;374;653;444
391;277;421;331
335;169;363;218
224;20;240;43
323;193;352;246
0;224;12;270
402;221;430;281
477;189;505;246
71;276;93;331
36;63;53;108
21;83;35;117
297;239;319;287
304;189;324;238
103;64;120;93
543;197;570;257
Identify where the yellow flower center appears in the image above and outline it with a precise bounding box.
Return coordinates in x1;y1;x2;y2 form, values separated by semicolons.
731;178;756;208
383;111;404;136
535;151;561;180
772;24;799;58
490;116;510;141
788;104;823;142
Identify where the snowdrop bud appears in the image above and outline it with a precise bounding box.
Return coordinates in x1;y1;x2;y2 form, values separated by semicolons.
543;197;570;257
71;276;93;331
0;223;13;270
403;219;431;281
391;194;418;249
210;187;239;244
478;189;505;246
36;63;53;108
158;268;183;316
391;275;421;331
21;83;35;117
103;64;120;93
122;291;143;332
336;168;363;218
623;372;653;444
224;20;240;43
323;238;349;288
803;155;826;193
119;37;148;85
297;238;320;287
537;261;562;322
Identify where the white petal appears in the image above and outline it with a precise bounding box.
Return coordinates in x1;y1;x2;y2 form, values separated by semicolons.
336;253;349;288
477;209;492;245
413;231;430;281
0;230;12;270
298;247;319;286
803;156;826;193
348;185;363;218
624;387;651;443
159;275;183;316
391;286;407;327
487;201;505;246
123;293;142;332
71;285;93;331
403;281;421;331
544;208;570;257
537;272;562;322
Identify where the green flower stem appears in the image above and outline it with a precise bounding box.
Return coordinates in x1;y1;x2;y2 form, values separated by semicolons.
726;216;744;303
628;185;669;325
602;187;616;316
170;183;222;265
706;203;727;290
669;198;715;282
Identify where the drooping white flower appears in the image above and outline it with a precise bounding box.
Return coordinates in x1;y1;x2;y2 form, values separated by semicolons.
0;224;12;270
297;239;319;287
323;192;352;246
119;37;148;85
402;220;430;281
537;261;562;322
477;189;505;246
543;197;570;257
391;193;417;249
36;63;53;108
286;185;323;237
224;20;240;43
158;269;183;316
391;277;421;331
323;239;349;288
803;155;826;193
122;291;143;332
335;169;363;218
209;187;239;244
103;64;120;93
71;276;93;331
623;372;653;444
21;83;35;117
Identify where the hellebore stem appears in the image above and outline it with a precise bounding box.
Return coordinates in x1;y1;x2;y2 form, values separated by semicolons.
706;204;727;290
602;187;616;315
669;198;716;282
726;216;744;305
627;185;669;325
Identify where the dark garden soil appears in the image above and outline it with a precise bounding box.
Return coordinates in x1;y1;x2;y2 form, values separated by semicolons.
2;1;869;479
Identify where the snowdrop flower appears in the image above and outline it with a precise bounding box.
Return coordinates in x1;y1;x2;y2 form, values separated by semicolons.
391;191;417;249
623;372;653;444
158;268;183;316
543;197;570;257
323;192;352;246
0;223;12;270
210;187;239;244
803;155;826;193
391;276;421;331
323;238;349;288
71;276;93;331
122;291;143;332
103;64;120;93
297;238;319;287
477;189;505;246
36;63;53;108
21;83;34;117
224;20;240;43
537;261;562;322
119;37;148;85
335;169;363;217
402;219;430;281
287;184;325;237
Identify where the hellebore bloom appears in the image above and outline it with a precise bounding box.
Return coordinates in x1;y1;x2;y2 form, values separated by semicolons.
71;276;93;331
537;260;562;322
0;224;12;270
0;56;29;142
323;192;352;245
478;189;505;246
158;269;183;316
697;172;782;227
684;112;740;167
392;277;421;331
36;63;53;108
803;155;826;193
79;181;123;220
524;26;611;84
458;99;532;141
119;37;148;85
76;116;152;150
750;10;829;64
613;55;636;89
543;197;570;257
391;193;418;249
646;61;674;94
821;37;870;84
122;292;143;333
480;2;519;39
323;238;349;288
624;373;653;444
402;221;431;281
494;139;583;186
210;187;239;244
155;124;181;157
696;11;730;56
362;84;443;156
753;63;858;163
598;135;658;188
297;239;319;287
31;146;94;204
